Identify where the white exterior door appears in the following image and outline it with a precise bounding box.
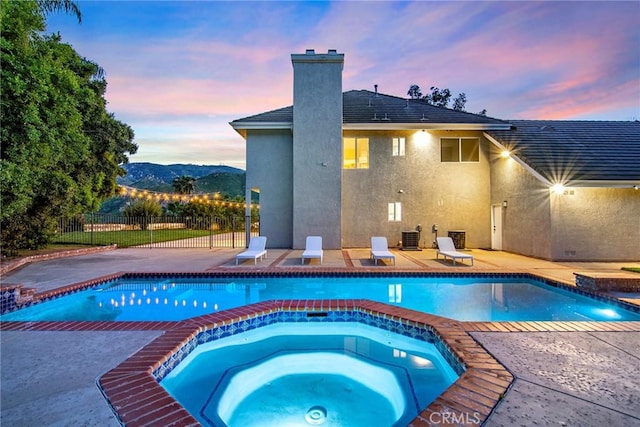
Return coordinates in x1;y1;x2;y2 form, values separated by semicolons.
491;204;503;250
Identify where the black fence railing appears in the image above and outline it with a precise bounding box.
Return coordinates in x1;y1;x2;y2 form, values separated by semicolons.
54;213;259;248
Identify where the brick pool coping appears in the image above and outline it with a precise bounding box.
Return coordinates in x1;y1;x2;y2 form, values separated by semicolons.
2;270;640;426
93;300;514;427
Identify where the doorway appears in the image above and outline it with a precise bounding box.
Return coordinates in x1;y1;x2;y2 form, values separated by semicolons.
491;204;503;250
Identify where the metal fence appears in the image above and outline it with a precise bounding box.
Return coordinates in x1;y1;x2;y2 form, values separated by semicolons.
54;213;259;248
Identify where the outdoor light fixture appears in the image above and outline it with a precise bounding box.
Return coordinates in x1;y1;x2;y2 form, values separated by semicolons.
500;150;510;158
502;200;508;208
634;185;639;190
551;183;565;194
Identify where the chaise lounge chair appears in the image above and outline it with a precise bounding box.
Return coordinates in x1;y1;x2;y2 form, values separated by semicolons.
236;236;268;265
370;236;396;265
436;237;474;266
301;236;323;264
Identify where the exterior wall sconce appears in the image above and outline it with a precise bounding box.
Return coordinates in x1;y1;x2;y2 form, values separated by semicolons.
634;185;638;190
500;150;510;158
551;183;565;194
502;200;508;208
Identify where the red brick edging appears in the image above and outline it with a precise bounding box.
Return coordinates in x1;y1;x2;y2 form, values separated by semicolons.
96;300;513;427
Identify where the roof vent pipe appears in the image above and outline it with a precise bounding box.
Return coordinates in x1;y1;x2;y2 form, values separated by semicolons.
328;49;337;55
306;49;315;55
374;84;378;96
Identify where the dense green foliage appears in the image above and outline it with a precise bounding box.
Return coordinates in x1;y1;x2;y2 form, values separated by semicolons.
1;0;137;254
123;200;162;230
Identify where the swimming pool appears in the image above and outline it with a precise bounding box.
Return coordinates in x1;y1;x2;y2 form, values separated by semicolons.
3;273;639;322
161;323;459;426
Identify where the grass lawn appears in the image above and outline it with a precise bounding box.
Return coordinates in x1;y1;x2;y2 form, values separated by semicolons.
53;229;211;248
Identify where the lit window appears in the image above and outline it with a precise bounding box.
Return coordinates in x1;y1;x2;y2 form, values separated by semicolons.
343;138;369;169
388;202;401;221
392;137;405;156
440;138;479;162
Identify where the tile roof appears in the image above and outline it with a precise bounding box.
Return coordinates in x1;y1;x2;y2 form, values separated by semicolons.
230;89;508;128
342;90;508;126
230;92;640;185
486;120;640;184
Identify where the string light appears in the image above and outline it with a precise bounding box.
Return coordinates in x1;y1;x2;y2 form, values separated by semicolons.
116;185;259;209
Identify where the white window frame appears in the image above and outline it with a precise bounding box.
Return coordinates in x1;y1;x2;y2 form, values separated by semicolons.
343;137;370;169
388;202;401;221
392;137;405;157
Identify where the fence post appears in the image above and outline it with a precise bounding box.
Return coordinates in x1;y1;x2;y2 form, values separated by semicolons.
91;212;94;246
149;216;153;248
245;215;251;249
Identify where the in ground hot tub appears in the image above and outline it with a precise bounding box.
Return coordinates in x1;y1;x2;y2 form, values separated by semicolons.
161;322;459;426
99;301;513;426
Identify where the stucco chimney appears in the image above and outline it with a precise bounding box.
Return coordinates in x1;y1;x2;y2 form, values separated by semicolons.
290;50;344;249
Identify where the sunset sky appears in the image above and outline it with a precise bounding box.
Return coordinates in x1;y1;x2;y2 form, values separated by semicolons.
46;1;640;169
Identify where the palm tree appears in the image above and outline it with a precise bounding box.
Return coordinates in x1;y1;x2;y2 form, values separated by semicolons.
37;0;82;23
172;176;196;195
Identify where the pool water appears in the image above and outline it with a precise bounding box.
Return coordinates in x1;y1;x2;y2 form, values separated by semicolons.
161;323;459;427
3;275;639;322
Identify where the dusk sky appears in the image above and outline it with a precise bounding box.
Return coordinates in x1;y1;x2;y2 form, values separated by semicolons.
46;1;640;169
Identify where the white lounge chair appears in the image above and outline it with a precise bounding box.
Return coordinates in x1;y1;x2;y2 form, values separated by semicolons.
236;236;268;265
436;237;474;266
301;236;323;264
370;236;396;265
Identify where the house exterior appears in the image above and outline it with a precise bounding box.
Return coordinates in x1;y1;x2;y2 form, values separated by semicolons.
230;50;640;261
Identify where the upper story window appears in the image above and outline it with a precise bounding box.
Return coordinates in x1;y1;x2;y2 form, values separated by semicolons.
343;137;369;169
441;138;479;162
392;137;405;157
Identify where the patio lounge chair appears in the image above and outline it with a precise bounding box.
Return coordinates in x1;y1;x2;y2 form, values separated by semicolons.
370;236;396;265
236;236;268;265
436;237;474;266
301;236;323;264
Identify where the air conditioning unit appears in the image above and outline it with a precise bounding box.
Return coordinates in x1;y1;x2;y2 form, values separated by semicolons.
401;231;420;251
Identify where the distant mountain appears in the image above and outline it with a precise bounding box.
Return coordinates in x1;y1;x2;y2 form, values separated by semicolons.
98;163;247;213
117;162;244;187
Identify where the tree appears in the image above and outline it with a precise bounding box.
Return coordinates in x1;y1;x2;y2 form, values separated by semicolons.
36;0;82;23
452;92;467;111
172;176;196;195
407;84;481;115
1;0;137;254
407;84;422;100
124;199;161;231
424;86;452;108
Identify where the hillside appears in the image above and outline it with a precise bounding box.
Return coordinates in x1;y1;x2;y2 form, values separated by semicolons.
117;162;244;187
98;163;247;213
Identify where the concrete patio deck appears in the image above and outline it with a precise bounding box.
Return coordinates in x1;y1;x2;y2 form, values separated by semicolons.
1;247;639;426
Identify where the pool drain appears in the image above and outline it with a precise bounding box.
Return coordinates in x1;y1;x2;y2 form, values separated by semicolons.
305;406;327;425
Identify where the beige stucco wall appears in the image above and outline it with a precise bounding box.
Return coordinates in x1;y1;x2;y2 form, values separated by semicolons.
550;188;640;261
490;151;553;259
491;149;640;261
341;130;492;248
245;129;293;248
